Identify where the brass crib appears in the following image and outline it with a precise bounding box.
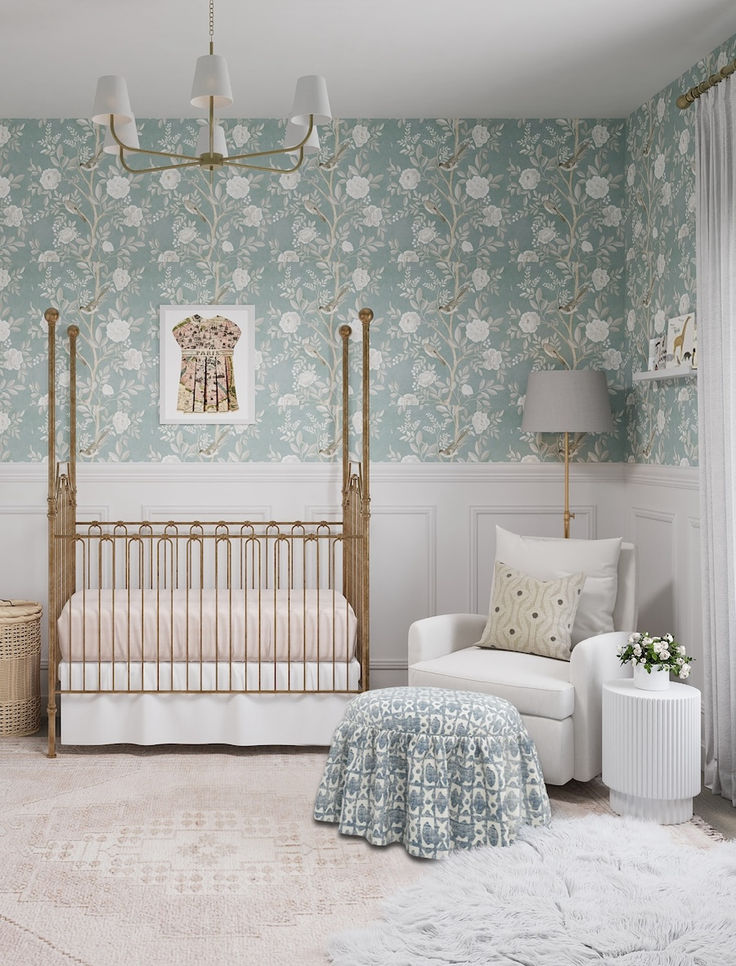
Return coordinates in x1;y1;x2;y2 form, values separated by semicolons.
45;308;372;757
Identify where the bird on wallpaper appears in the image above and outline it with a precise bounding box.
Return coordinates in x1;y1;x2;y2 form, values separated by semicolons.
642;122;655;157
542;197;565;218
437;140;469;170
319;438;341;457
423;342;449;367
79;287;109;314
640;277;655;308
438;286;470;314
318;286;349;314
183;198;208;222
64;199;90;225
304;342;330;367
317;285;350;315
542;342;571;368
438;428;469;457
558;286;588;314
318;143;349;170
423;199;451;225
198;427;231;457
79;146;104;170
304;200;330;224
558;139;590;170
79;428;110;458
635;190;647;210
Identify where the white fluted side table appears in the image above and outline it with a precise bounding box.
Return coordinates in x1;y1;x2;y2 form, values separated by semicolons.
602;679;700;824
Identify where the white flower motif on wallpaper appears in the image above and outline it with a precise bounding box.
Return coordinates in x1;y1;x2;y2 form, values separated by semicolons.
2;34;733;468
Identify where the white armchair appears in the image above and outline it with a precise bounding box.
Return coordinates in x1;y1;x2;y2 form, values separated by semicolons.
408;543;637;785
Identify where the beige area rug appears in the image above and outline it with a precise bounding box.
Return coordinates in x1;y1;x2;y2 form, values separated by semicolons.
0;737;719;966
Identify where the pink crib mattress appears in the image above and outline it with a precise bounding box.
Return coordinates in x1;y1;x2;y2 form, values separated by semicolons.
57;589;357;663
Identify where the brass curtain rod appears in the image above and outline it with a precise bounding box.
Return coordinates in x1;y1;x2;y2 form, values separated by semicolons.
677;56;736;109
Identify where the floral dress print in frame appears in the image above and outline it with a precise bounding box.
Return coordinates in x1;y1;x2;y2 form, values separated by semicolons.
173;313;241;413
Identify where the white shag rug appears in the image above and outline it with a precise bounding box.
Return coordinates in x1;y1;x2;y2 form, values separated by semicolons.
330;813;736;965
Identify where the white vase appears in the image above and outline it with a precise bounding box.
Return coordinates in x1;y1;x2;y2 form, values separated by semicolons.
633;663;670;691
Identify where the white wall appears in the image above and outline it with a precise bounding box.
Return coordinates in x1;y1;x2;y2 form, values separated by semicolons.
0;461;700;699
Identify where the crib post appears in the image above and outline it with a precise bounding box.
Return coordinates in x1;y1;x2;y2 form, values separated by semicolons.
67;325;79;503
45;307;59;758
339;323;352;611
359;307;372;692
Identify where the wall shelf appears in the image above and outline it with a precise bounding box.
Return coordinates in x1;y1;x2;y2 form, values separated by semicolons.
632;366;698;383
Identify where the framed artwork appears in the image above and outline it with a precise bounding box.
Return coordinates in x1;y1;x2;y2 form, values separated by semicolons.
159;304;256;424
648;336;667;371
665;313;696;369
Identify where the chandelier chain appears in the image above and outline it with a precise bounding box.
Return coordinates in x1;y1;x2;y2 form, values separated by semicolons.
209;0;215;42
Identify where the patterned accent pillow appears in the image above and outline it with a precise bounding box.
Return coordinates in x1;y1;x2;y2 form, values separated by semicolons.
478;561;586;661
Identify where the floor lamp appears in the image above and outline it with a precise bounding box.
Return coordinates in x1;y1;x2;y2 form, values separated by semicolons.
522;369;613;538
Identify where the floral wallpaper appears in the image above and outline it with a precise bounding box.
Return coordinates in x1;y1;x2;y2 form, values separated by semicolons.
0;115;626;463
623;31;736;466
0;28;732;466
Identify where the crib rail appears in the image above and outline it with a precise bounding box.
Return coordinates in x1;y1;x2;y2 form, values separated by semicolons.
53;519;363;694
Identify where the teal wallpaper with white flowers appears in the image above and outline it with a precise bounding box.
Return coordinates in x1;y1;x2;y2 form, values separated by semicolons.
623;31;736;466
0;29;732;465
0;115;627;463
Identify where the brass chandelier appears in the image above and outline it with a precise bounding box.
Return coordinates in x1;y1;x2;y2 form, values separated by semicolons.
91;0;330;174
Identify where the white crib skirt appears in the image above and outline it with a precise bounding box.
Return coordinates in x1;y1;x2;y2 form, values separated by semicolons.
57;660;361;746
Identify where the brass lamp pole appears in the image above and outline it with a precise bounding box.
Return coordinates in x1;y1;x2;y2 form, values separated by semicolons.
522;370;613;539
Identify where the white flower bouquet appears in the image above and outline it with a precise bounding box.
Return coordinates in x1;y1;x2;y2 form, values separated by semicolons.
617;632;694;680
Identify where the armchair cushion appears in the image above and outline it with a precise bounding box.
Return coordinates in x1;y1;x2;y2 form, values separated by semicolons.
408;646;574;721
478;561;585;660
490;526;622;646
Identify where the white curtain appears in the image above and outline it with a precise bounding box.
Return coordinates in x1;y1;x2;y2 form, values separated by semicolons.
696;77;736;804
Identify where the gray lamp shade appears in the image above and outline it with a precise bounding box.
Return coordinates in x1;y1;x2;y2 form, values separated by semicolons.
522;369;613;433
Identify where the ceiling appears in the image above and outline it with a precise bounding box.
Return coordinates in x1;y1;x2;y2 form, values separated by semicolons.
3;0;736;120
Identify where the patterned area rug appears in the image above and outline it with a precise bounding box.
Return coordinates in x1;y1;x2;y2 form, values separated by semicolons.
0;736;719;966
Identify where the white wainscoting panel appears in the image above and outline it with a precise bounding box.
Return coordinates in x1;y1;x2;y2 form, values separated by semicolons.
370;505;436;689
0;462;700;705
631;507;677;634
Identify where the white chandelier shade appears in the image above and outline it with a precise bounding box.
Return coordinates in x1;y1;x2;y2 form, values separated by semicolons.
92;75;134;125
289;75;332;126
190;54;233;109
103;115;139;155
91;0;331;176
284;120;320;157
196;122;229;158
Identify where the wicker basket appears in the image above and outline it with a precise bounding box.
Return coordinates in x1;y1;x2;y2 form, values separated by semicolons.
0;600;42;736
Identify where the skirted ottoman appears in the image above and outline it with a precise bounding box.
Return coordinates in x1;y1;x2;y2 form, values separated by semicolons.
314;686;551;859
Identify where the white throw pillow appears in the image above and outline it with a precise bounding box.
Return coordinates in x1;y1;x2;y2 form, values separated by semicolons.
478;561;586;661
489;526;622;645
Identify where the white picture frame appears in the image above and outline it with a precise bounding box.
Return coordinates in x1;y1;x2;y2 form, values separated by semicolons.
159;304;256;424
665;313;696;369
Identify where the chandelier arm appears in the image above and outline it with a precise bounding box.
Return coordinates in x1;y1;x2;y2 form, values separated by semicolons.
227;114;316;163
109;115;200;164
222;156;304;174
117;154;204;175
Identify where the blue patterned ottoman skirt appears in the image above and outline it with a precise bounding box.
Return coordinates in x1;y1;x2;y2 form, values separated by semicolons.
314;687;551;859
